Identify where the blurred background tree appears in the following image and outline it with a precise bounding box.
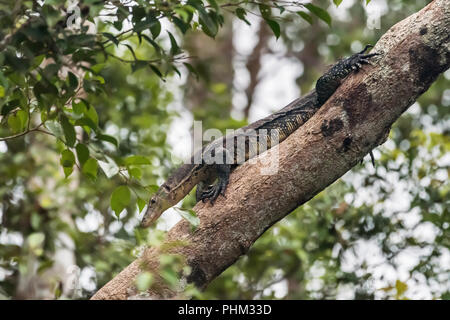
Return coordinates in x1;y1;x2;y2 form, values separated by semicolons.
0;0;448;299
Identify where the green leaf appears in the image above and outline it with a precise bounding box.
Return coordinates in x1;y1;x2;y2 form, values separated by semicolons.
7;113;23;133
96;134;118;147
136;272;154;292
75;143;89;166
1;99;19;116
172;16;190;34
90;63;105;74
297;11;313;25
128;167;142;180
84;105;99;126
137;197;146;213
274;3;285;14
131;60;148;73
167;31;181;56
98;156;119;178
142;35;161;53
110;185;131;218
174;207;200;229
235;8;250;26
72;100;87;114
31;55;45;69
67;72;79;90
304;3;332;26
188;0;218;37
27;233;45;256
42;63;59;80
259;4;272;19
102;32;119;46
122;43;138;61
124;155;151;165
60;115;76;147
160;269;179;287
183;62;199;79
149;64;164;80
74;117;97;132
82;158;98;179
132;6;146;23
149;19;161;39
172;65;181;78
34;80;58;97
60;149;75;178
206;0;219;11
69;34;96;47
265;19;280;39
45;120;65;140
174;7;194;23
333;0;343;6
146;185;159;194
17;110;29;129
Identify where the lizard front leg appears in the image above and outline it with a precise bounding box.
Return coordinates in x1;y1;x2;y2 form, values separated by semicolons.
195;174;217;203
196;181;208;203
198;144;233;204
197;163;231;204
316;44;380;105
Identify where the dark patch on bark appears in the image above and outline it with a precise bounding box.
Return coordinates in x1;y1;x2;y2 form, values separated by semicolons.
186;263;207;287
409;43;449;91
420;27;428;35
321;118;344;137
340;136;353;152
341;82;373;128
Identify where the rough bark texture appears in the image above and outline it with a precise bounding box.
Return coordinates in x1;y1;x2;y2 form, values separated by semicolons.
91;0;450;300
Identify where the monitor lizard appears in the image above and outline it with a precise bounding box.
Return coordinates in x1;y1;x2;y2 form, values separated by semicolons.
140;45;380;228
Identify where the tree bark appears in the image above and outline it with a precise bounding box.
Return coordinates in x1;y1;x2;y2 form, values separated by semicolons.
91;0;450;300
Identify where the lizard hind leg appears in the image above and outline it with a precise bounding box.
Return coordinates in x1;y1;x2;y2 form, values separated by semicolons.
358;44;374;55
315;44;381;105
359;150;376;167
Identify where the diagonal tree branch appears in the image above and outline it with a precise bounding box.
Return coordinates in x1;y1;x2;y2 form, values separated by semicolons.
91;0;450;300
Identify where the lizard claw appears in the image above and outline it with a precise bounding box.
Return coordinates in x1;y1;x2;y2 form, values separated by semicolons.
199;181;227;204
198;163;230;205
360;150;376;167
346;46;381;73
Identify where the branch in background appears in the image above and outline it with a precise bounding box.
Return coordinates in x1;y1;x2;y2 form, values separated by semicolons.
0;123;51;141
91;0;450;300
243;20;270;119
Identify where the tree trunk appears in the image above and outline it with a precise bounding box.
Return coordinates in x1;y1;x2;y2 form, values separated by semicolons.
91;0;450;300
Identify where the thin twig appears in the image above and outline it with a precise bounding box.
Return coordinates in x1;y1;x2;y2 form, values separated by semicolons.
0;123;47;141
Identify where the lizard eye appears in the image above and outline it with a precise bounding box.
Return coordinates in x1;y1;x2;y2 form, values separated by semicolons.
150;198;156;204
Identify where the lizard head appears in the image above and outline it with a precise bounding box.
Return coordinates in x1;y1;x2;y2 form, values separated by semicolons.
140;185;172;228
139;163;204;228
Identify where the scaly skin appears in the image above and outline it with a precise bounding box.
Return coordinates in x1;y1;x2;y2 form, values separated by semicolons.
140;45;379;228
